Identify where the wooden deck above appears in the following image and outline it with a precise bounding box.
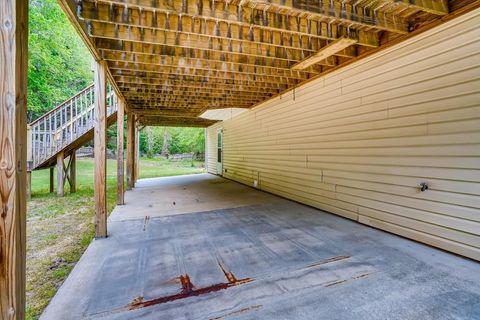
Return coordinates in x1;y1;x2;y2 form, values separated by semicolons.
58;0;477;127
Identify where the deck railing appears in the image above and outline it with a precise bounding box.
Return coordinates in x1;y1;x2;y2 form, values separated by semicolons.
28;83;118;170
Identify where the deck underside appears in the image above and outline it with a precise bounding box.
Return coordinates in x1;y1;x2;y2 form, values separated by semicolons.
41;174;480;320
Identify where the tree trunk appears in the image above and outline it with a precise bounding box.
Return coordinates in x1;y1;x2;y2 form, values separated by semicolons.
146;127;154;158
161;127;169;156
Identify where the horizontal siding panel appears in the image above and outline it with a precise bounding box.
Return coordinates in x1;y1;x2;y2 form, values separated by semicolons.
307;162;480;182
358;215;480;261
307;155;480;169
260;181;359;220
324;170;480;196
326;176;480;208
206;9;480;261
340;192;480;235
336;186;480;222
359;207;480;248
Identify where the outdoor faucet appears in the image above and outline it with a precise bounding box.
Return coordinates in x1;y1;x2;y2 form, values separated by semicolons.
419;182;429;192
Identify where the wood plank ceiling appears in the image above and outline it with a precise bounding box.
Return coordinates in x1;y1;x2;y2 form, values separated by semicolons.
58;0;471;127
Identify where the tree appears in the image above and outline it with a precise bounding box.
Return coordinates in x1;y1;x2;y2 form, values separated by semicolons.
161;127;169;156
145;127;156;158
28;0;92;120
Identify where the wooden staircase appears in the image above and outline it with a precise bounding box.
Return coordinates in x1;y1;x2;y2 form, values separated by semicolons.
27;83;118;171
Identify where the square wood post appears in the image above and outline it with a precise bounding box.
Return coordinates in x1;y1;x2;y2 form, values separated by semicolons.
126;112;135;190
57;151;64;197
135;125;139;183
26;125;32;199
94;60;107;238
116;98;125;205
69;150;76;193
49;167;54;193
26;171;32;200
0;0;28;318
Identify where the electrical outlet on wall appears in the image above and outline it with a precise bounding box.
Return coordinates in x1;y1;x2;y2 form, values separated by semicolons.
253;180;258;188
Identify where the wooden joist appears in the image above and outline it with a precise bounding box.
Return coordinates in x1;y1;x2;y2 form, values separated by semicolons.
116;80;287;93
292;37;358;70
108;62;303;85
56;0;469;125
101;51;315;79
138;115;218;127
80;0;401;42
234;0;408;33
112;72;292;90
95;40;330;69
384;0;449;15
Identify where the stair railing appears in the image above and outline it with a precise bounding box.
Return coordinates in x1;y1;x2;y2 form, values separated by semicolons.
28;82;118;170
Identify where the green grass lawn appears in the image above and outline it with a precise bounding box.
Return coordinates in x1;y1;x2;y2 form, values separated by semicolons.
26;157;205;320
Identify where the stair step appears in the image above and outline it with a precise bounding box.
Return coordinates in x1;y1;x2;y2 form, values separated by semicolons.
28;84;118;170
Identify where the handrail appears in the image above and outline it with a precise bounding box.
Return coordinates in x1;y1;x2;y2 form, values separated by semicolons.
28;82;118;170
29;84;94;126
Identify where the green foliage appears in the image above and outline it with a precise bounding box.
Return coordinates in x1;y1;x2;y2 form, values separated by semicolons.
28;0;92;120
167;127;205;154
139;127;205;158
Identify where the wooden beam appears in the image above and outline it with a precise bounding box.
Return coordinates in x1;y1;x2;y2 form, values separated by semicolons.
120;85;273;97
95;39;331;70
0;0;28;318
101;51;314;80
134;125;139;184
112;71;291;90
127;101;254;110
235;0;408;33
88;22;374;65
116;80;286;94
126;112;135;190
292;37;357;70
57;151;65;197
123;94;263;103
138;116;218;127
101;50;322;76
133;110;200;118
94;60;108;238
80;0;405;36
108;62;302;85
116;97;125;205
385;0;449;15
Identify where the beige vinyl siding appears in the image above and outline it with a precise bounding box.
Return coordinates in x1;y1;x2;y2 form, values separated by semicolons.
206;8;480;261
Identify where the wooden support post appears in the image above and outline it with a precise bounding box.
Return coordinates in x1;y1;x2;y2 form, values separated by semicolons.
57;151;64;197
204;128;208;170
126;112;135;190
26;171;32;200
49;167;54;193
116;98;125;205
134;125;139;184
69;151;76;193
0;0;28;318
94;60;107;238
